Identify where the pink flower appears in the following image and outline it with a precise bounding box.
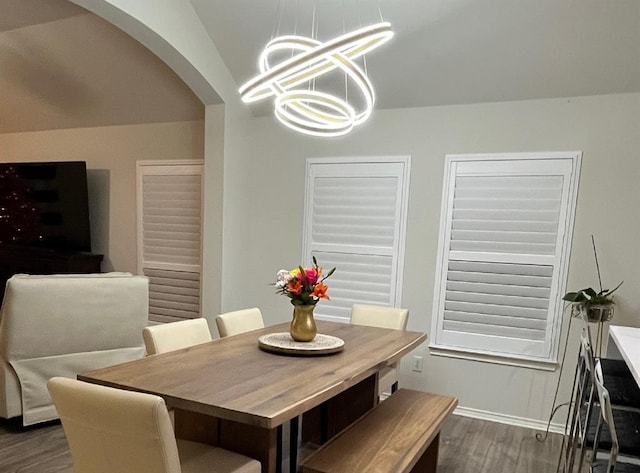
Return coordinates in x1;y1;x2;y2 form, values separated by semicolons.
305;268;319;285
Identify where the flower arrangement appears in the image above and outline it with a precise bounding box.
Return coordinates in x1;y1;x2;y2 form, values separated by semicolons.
275;257;336;306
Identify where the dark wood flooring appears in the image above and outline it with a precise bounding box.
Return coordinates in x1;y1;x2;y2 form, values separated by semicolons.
0;417;72;473
0;414;563;473
438;415;564;473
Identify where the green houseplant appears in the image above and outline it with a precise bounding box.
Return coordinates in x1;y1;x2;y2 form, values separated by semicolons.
562;236;623;323
562;283;623;322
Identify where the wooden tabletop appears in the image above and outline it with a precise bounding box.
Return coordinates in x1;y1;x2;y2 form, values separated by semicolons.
79;321;427;429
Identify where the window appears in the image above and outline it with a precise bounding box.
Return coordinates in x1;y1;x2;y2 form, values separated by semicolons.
430;152;581;367
136;160;203;323
303;157;410;322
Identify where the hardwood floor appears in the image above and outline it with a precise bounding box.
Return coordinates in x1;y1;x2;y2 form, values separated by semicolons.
0;417;72;473
0;414;563;473
439;415;564;473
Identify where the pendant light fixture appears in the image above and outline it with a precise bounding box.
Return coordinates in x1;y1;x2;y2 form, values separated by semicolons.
239;3;393;137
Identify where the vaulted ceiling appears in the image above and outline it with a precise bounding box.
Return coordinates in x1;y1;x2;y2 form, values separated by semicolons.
0;0;205;134
195;0;640;116
1;0;639;133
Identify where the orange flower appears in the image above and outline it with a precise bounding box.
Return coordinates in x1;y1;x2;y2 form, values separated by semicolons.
312;282;330;300
287;280;303;295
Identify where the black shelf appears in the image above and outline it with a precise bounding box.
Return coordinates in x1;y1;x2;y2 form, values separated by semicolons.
0;245;103;302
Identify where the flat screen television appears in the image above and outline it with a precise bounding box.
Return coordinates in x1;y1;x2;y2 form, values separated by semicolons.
0;161;91;252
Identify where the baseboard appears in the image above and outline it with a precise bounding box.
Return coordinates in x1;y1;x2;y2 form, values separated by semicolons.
454;405;566;435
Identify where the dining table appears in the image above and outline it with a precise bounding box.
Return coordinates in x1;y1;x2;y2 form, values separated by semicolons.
607;324;640;387
78;320;427;473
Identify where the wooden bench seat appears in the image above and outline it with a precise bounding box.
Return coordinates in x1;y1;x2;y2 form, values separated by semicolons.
300;389;457;473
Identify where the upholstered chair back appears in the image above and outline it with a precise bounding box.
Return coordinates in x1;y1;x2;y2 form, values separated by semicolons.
215;308;264;338
49;377;181;473
350;304;409;330
48;377;262;473
350;304;409;396
143;318;212;355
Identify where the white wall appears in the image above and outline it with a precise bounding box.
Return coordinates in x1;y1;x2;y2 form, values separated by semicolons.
0;120;204;272
221;93;640;425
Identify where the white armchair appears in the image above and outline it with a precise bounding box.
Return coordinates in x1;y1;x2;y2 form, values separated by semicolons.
0;272;148;425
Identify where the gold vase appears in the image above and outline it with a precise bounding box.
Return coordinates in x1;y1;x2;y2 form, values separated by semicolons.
290;304;317;342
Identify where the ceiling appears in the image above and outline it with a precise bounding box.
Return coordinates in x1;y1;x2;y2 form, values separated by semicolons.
194;0;640;115
1;0;639;133
0;0;204;134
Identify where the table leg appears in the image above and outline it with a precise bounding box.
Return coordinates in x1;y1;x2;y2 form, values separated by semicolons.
290;417;299;473
173;408;218;444
276;425;283;473
302;373;377;445
219;420;278;473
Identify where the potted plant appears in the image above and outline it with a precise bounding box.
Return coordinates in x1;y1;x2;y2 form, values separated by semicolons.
563;236;623;323
562;283;623;322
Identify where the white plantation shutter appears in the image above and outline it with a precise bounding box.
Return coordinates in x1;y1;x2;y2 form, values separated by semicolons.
303;157;410;322
137;161;203;323
431;152;581;364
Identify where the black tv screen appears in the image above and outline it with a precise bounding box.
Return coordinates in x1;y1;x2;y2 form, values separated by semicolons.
0;161;91;252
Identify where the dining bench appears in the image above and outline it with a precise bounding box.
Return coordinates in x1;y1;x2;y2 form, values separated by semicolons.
300;389;457;473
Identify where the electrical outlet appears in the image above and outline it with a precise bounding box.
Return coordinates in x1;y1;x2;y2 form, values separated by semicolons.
412;355;424;372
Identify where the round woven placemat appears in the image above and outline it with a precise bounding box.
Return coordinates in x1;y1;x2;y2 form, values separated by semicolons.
258;332;345;356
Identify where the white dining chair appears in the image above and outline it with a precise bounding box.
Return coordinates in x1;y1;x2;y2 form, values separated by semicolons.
350;304;409;396
48;377;261;473
215;308;265;338
143;318;212;356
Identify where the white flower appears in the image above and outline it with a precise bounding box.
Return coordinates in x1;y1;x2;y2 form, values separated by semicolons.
275;269;292;288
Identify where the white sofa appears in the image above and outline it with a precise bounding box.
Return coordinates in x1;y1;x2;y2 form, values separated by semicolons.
0;272;148;425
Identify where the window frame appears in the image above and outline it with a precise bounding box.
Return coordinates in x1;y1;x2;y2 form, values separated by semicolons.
302;156;411;323
429;151;582;369
136;159;204;323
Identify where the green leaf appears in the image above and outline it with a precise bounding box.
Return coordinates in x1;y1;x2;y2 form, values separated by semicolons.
604;280;624;296
584;287;598;298
563;292;587;302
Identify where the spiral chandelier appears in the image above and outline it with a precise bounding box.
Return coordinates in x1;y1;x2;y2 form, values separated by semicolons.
239;13;393;137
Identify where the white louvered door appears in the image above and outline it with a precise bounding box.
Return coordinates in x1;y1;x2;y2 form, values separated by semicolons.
136;161;203;323
303;157;410;322
431;152;581;363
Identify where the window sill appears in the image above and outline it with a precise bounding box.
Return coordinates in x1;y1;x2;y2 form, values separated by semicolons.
428;344;558;371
